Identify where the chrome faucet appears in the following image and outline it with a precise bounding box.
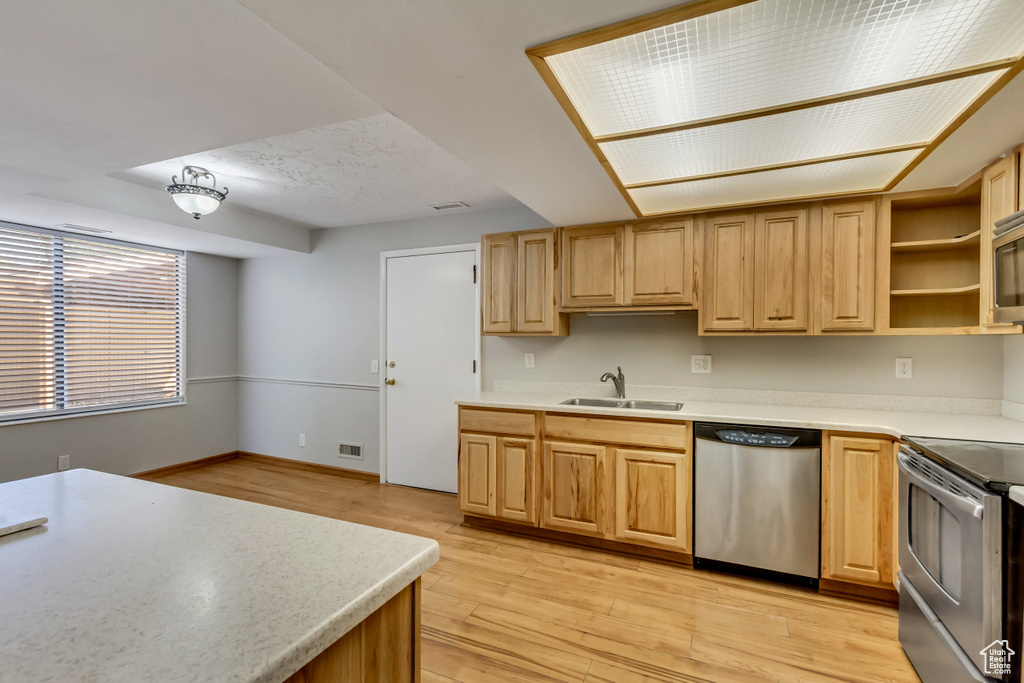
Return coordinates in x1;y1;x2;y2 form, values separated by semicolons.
600;366;626;399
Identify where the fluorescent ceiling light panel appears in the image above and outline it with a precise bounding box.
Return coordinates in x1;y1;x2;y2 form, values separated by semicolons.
601;71;1001;186
532;0;1024;216
628;149;921;215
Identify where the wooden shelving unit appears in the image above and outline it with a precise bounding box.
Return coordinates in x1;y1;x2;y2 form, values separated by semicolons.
888;182;982;331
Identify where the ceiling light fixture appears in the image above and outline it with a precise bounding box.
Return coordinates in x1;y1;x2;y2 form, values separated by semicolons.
166;166;228;219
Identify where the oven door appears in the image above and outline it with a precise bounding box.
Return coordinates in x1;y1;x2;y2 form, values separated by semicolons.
899;447;1002;675
994;225;1024;324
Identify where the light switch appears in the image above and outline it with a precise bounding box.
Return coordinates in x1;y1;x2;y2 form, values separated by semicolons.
370;360;379;374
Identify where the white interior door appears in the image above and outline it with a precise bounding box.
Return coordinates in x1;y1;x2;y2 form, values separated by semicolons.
384;248;477;493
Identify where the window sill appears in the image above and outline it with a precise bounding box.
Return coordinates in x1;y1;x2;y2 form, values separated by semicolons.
0;398;187;428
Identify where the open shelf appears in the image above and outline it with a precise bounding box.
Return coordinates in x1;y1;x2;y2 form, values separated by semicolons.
890;284;981;297
891;230;980;253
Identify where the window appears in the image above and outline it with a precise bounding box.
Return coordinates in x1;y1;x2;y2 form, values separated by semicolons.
0;222;185;423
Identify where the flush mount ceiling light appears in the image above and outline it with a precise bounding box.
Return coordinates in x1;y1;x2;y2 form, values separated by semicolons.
528;0;1024;216
165;166;228;219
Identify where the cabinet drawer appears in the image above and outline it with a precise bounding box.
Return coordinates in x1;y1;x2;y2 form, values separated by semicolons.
544;414;689;451
460;408;537;436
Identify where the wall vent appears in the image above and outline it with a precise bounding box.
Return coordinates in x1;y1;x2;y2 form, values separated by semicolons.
429;201;469;211
338;442;364;461
55;223;113;235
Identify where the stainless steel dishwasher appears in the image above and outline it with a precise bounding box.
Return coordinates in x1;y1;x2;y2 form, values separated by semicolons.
693;422;821;585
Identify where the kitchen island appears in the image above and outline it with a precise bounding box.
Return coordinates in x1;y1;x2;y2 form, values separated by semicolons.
0;469;438;683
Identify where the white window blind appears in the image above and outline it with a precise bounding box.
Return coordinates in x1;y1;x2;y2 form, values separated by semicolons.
0;223;184;422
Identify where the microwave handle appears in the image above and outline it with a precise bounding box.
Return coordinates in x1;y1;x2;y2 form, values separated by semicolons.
897;451;984;519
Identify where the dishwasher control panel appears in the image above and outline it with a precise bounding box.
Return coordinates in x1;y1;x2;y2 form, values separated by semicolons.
717;429;798;447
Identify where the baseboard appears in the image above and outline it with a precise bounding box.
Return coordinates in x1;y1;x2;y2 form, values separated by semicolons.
818;577;899;606
462;515;693;566
238;452;380;483
132;452;240;479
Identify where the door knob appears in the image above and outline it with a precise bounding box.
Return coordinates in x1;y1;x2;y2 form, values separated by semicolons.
385;378;396;385
387;361;396;368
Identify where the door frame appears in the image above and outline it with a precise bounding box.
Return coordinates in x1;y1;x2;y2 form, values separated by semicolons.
379;243;481;485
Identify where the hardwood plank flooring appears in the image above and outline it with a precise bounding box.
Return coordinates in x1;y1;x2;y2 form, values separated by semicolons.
147;456;920;682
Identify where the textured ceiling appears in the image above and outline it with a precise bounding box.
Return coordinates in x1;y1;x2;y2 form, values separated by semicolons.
115;114;519;228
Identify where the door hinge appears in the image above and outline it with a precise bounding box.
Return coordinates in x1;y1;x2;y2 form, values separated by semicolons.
472;360;477;373
473;265;477;283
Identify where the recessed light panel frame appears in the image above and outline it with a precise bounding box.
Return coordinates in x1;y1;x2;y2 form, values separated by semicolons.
528;0;1024;217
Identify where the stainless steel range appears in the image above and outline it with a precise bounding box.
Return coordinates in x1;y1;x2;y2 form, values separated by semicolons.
899;436;1024;683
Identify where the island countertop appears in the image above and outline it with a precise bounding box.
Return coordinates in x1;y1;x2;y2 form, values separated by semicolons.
457;392;1024;443
0;469;439;683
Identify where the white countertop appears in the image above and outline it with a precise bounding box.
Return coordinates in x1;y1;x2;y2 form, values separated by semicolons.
0;469;439;683
458;392;1024;443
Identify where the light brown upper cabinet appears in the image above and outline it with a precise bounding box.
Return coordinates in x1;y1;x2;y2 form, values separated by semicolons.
754;209;809;332
702;213;755;331
482;228;567;336
981;154;1018;329
817;201;876;332
703;209;808;333
624;219;695;306
561;224;624;308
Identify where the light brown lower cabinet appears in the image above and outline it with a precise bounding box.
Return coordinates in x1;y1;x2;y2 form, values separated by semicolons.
458;431;538;525
541;440;608;537
612;448;691;552
821;433;896;590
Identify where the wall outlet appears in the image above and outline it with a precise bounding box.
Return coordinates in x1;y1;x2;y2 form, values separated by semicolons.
896;357;913;379
525;352;536;368
691;355;712;374
299;433;306;447
58;454;70;471
370;360;379;374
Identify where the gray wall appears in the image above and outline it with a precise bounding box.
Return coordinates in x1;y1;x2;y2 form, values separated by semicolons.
0;252;239;484
237;205;550;472
484;313;1006;400
1006;336;1024;405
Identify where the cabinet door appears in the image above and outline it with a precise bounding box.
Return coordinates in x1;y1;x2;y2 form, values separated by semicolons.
541;441;607;537
613;448;691;552
702;214;755;331
497;438;537;525
482;234;515;334
820;202;876;332
458;433;497;517
624;220;694;306
754;209;808;331
516;230;558;333
822;435;894;586
982;155;1018;327
561;225;623;308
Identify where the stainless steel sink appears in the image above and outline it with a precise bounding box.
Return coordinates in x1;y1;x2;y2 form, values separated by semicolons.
621;400;684;411
559;398;684;411
559;397;625;407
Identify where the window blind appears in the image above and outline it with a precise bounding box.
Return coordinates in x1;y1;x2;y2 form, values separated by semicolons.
0;223;184;422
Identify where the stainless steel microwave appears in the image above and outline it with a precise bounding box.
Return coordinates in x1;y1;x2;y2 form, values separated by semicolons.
994;222;1024;324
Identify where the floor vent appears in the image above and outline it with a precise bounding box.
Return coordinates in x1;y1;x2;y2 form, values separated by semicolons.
338;442;364;461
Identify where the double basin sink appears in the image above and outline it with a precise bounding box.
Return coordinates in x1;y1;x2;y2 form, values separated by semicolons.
560;397;684;411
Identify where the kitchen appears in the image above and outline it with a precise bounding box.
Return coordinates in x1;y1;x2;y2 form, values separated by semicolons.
3;1;1024;682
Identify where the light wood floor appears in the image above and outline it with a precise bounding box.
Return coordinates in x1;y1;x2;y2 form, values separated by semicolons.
146;456;920;683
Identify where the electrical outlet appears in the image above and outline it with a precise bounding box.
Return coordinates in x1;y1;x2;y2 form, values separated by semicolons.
299;433;306;447
896;357;913;379
58;455;70;471
370;360;379;374
525;352;536;368
691;355;712;374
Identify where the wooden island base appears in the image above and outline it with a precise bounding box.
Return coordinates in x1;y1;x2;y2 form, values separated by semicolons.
286;579;421;683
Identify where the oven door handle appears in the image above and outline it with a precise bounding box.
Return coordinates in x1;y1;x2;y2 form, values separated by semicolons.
897;451;984;519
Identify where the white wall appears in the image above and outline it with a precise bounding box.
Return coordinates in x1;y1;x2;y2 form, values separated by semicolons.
484;313;1006;400
0;252;239;484
237;205;551;472
1006;336;1024;405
